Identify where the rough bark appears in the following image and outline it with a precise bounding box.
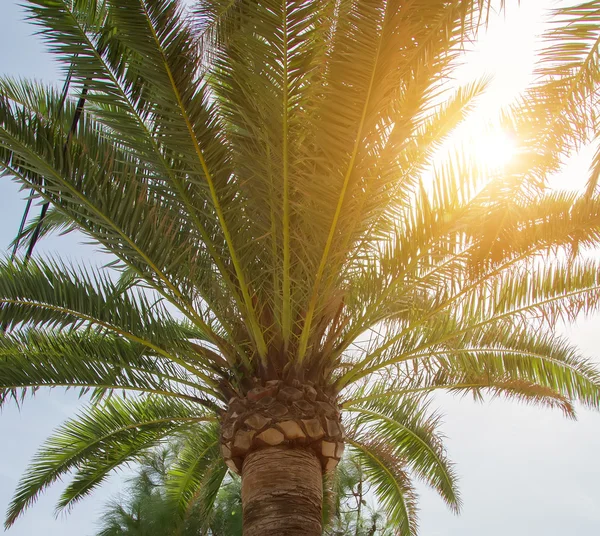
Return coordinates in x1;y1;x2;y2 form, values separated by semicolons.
242;447;323;536
220;380;344;474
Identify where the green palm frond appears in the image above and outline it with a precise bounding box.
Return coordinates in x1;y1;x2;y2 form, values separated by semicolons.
0;257;228;386
343;371;577;420
341;316;600;410
347;439;419;536
0;329;214;408
336;200;600;391
0;114;224;339
0;257;183;340
5;396;215;527
0;255;243;406
295;0;493;363
346;394;460;513
0;64;245;359
537;3;600;140
3;0;600;532
504;2;600;193
328;177;600;378
165;423;227;526
0;76;81;124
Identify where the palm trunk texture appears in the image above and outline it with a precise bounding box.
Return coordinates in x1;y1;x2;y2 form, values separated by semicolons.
220;380;345;534
242;447;323;536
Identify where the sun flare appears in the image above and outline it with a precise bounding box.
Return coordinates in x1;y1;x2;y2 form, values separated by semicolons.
468;130;517;171
433;126;518;188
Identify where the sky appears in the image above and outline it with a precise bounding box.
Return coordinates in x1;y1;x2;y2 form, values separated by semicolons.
0;1;599;535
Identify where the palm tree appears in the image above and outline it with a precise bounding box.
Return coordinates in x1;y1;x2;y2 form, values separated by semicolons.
527;1;600;197
2;0;600;534
96;444;242;536
323;456;395;536
95;444;392;535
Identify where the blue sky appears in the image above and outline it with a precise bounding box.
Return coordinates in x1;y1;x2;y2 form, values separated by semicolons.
1;1;600;535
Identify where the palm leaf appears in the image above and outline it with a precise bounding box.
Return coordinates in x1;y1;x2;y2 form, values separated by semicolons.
0;329;214;408
5;396;215;527
3;0;600;532
165;423;227;525
345;394;460;512
347;438;419;536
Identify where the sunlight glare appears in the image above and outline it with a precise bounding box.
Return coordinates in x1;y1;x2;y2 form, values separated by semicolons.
467;129;517;171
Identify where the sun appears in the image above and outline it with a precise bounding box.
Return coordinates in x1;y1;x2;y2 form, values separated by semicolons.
468;129;517;171
428;125;518;193
434;125;518;183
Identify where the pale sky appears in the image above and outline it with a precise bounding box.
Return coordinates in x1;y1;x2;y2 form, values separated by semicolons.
0;1;599;535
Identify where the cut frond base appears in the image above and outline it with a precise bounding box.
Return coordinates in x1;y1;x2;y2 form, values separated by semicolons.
220;380;344;474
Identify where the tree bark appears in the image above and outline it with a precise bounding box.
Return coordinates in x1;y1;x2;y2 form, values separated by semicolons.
241;447;323;536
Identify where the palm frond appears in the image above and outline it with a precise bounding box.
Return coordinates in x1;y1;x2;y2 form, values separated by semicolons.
345;394;460;512
343;362;578;414
297;0;491;363
347;438;419;536
0;329;216;408
534;1;600;191
165;423;227;525
0;26;247;359
0;256;227;383
5;396;214;527
3;0;600;531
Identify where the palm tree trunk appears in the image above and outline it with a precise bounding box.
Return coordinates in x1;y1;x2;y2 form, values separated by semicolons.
241;447;323;536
